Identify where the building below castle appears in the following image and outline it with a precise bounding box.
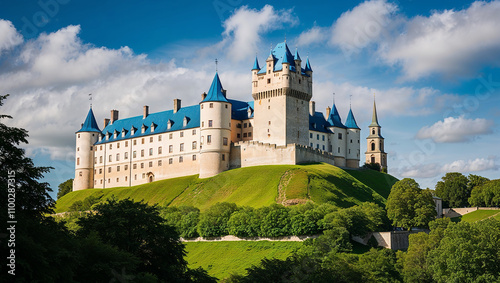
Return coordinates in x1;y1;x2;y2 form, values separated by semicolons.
74;42;386;191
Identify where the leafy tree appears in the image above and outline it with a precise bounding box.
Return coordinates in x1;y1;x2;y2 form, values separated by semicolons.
469;179;500;207
77;198;189;282
310;227;352;255
467;174;490;192
161;205;201;238
228;206;260;237
259;204;291;237
57;178;74;199
386;178;436;229
358;248;401;282
427;218;500;282
197;202;238;237
435;172;470;207
321;203;386;237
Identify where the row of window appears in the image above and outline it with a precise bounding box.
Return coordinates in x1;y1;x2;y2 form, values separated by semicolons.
236;122;252;128
236;132;252;139
309;132;343;140
98;130;198;151
94;155;199;175
200;103;228;109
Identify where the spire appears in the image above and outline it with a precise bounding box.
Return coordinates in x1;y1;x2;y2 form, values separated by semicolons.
77;107;101;133
252;56;260;70
294;48;301;61
203;72;228;102
345;108;360;129
369;98;380;127
327;103;346;128
305;57;312;72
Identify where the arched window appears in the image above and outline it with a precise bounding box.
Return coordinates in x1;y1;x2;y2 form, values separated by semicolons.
372;129;375;135
371;143;375;151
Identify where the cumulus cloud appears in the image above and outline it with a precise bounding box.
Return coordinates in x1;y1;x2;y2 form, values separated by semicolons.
1;23;249;160
297;25;327;47
0;19;23;55
399;163;442;178
441;157;498;173
416;116;494;143
205;5;297;62
382;1;500;79
330;0;397;52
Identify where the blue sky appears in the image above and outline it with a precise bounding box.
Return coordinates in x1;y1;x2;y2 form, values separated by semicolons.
0;0;498;199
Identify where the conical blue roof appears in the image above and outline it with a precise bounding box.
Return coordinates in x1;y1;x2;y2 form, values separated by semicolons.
77;108;101;133
294;49;301;61
305;57;312;72
345;108;360;129
252;56;260;70
327;104;347;128
203;72;228;102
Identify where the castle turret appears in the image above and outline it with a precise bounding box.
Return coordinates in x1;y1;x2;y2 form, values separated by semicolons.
345;108;360;168
365;99;387;171
74;107;100;191
199;72;232;178
327;102;347;167
252;42;312;147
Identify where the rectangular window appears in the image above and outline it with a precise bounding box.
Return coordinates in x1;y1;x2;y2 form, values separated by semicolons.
180;143;184;151
338;147;340;153
94;157;97;164
192;141;197;150
158;160;162;166
249;122;252;127
117;166;120;172
142;138;145;144
124;165;128;170
133;164;137;169
133;140;137;146
243;133;247;138
192;129;196;135
180;131;184;137
125;152;128;159
110;144;112;150
323;145;325;150
244;123;247;128
208;120;213;127
150;137;153;143
133;151;136;158
117;143;120;149
310;133;313;138
109;155;112;162
149;161;153;167
192;155;196;161
141;150;144;157
141;163;144;169
100;156;103;163
237;133;241;139
223;137;228;146
237;123;241;128
158;146;162;154
248;132;252;137
222;154;225;161
179;156;183;163
316;144;319;149
99;168;102;174
169;158;173;164
169;133;173;139
108;167;111;173
317;134;319;140
169;145;173;153
116;153;120;161
209;103;213;108
207;135;212;144
322;135;325;141
149;148;153;156
350;139;353;143
158;135;162;141
310;143;313;147
338;133;343;140
125;141;128;147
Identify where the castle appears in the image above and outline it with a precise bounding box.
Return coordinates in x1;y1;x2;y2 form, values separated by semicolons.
73;42;387;191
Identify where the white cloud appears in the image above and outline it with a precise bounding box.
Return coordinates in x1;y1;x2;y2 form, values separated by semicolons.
0;19;23;55
382;1;500;80
399;163;442;178
416;116;494;143
218;5;297;62
330;0;397;53
297;25;327;47
441;157;498;173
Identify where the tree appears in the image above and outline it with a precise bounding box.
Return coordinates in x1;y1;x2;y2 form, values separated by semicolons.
228;206;260;237
77;198;190;282
197;202;238;237
469;179;500;207
57;178;73;199
467;174;490;192
358;248;401;282
435;172;470;207
386;178;436;229
259;204;291;237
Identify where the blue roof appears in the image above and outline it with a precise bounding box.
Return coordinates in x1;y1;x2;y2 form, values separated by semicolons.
252;56;260;70
310;112;333;133
305;57;312;72
294;49;301;61
345;108;360;129
229;99;254;120
202;72;228;102
77;108;101;133
257;42;309;76
96;104;201;145
327;104;347;129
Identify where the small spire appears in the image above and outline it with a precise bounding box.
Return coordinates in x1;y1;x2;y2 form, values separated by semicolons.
333;92;336;105
215;58;218;72
252;56;260;70
294;47;301;61
370;95;381;127
350;94;352;108
89;93;92;108
305;57;313;72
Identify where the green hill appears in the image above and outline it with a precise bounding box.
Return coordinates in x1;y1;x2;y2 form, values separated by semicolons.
451;209;500;223
56;163;398;213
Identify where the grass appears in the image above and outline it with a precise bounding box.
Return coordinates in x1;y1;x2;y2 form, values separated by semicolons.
56;163;398;213
184;241;302;280
453;210;500;223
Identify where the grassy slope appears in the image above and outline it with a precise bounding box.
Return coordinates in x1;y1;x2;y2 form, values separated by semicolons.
184;241;302;280
56;163;398;213
451;210;500;223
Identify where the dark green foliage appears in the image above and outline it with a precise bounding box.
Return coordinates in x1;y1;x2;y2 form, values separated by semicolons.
57;178;74;199
68;191;104;211
228;207;261;237
358;248;401;282
386;178;436;229
259;204;292;237
310;227;353;254
363;162;381;171
469;179;500;207
197;202;238;237
435;172;470;207
77;198;189;282
161;205;201;238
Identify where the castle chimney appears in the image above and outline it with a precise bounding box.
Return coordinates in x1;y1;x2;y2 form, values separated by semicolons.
143;105;149;119
104;118;110;128
110;110;119;124
173;99;181;113
326;106;331;118
201;92;207;100
309;101;316;116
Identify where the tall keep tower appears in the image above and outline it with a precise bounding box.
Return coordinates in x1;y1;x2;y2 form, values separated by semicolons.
251;43;313;146
199;73;232;178
74;108;100;191
365;99;387;171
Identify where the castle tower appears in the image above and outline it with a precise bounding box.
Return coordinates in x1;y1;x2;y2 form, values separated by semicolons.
74;107;101;191
365;99;387;171
345;107;361;168
199;72;232;178
327;102;347;167
251;42;313;146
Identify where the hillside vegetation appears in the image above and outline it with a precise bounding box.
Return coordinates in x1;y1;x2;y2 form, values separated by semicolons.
56;163;398;213
451;209;500;223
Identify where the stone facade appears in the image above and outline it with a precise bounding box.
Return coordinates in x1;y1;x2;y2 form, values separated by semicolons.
73;42;368;191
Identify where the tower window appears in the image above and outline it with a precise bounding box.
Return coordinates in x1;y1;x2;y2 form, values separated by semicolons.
192;129;196;135
223;137;228;146
180;131;184;137
209;120;213;127
117;143;120;149
117;166;120;172
338;147;340;153
310;133;313;138
158;160;162;166
338;133;343;140
79;172;82;176
158;135;162;142
372;129;375;135
141;163;144;169
169;133;173;139
207;135;212;144
149;161;153;168
77;158;80;165
77;147;79;151
317;134;319;140
150;137;153;143
141;138;144;144
371;143;375;151
222;154;225;161
125;141;128;147
210;103;213;108
78;134;80;138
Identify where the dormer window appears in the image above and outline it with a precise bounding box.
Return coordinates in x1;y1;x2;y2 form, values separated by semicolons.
150;122;156;133
131;126;136;136
167;119;173;130
121;129;127;138
106;132;111;140
99;134;102;142
141;124;147;134
247;108;253;118
113;130;118;139
183;116;189;127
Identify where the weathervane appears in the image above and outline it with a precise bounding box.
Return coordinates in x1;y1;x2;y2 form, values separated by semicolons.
89;93;92;108
215;58;218;72
333;92;336;105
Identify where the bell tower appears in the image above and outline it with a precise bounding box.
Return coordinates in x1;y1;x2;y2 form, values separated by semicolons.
365;98;387;172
